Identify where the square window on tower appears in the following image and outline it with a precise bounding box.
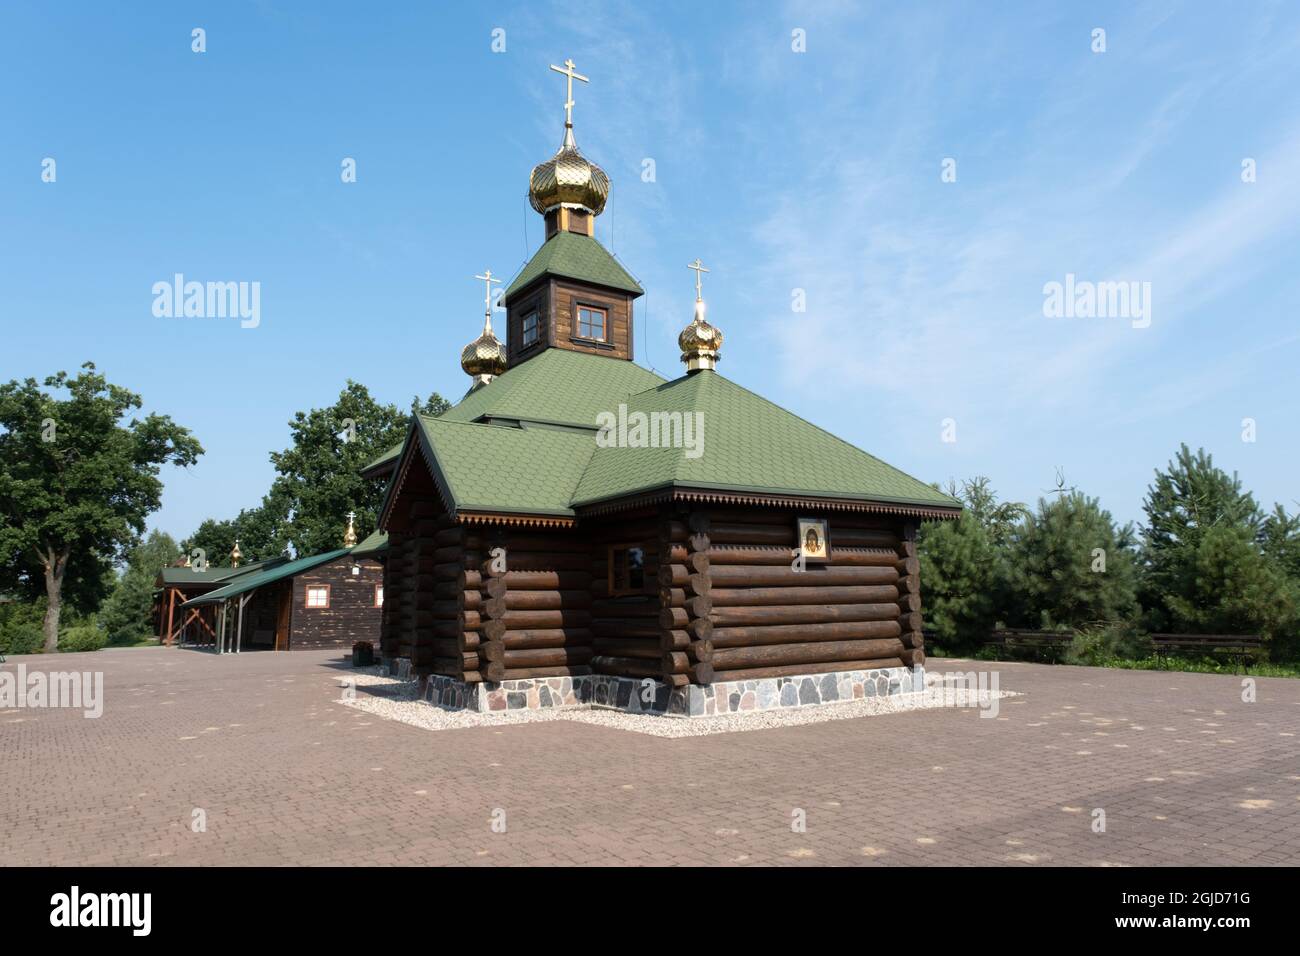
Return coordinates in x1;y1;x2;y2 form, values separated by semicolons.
577;305;606;341
522;310;539;347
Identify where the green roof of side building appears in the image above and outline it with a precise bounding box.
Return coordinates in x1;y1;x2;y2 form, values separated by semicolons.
503;232;643;303
181;549;352;607
350;528;389;557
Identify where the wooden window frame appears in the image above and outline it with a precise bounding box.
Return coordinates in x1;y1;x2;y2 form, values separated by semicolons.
575;303;608;342
607;543;646;596
521;309;540;348
373;583;384;608
305;584;331;609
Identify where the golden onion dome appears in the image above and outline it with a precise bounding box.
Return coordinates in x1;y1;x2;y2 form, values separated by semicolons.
678;300;723;372
529;127;610;216
461;316;507;380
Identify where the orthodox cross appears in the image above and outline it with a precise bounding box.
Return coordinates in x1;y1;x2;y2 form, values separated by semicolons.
474;269;501;320
549;58;589;127
687;258;710;301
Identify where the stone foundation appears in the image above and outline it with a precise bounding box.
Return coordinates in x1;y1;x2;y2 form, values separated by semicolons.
382;658;924;719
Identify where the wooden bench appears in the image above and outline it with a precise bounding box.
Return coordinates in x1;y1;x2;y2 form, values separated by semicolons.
1151;634;1263;672
984;629;1075;661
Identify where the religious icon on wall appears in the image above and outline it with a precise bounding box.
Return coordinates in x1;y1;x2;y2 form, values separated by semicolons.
796;517;830;563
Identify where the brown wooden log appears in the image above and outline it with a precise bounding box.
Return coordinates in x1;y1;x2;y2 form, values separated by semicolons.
590;596;660;617
896;540;917;558
434;527;465;547
688;618;714;641
481;660;505;681
687;511;710;533
505;570;590;591
897;593;921;613
457;568;482;591
898;647;925;667
480;641;505;662
899;630;925;649
896;556;920;576
687;532;710;553
832;528;901;548
488;552;591;573
500;535;590;553
502;609;592;629
482;620;506;642
659;587;687;608
659;607;689;629
503;646;593;668
499;628;593;649
591;618;663;640
710;585;899;607
667;672;691;688
712;638;906;670
899;611;924;632
686;639;714;663
710;566;897;588
483;577;507;599
499;589;593;611
660;629;691;651
708;546;900;567
711;603;899;628
711;620;902;649
662;651;690;674
591;656;663;679
689;661;714;684
500;665;592;680
711;658;903;682
592;638;662;660
686;595;713;618
482;597;507;619
895;573;918;594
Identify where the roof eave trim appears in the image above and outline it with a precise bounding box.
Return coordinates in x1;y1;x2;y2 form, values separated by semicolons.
573;483;962;520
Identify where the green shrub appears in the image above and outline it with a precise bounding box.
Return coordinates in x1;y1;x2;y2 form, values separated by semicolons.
1067;622;1151;666
0;602;45;655
59;624;108;653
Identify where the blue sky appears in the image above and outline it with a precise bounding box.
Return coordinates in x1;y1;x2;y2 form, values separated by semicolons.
3;0;1298;540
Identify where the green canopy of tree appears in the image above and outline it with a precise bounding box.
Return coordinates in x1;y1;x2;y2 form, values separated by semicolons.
918;478;1026;653
184;383;448;560
1006;490;1140;630
0;363;202;651
99;529;180;643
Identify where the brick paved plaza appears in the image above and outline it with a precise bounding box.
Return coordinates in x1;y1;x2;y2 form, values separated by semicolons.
3;646;1298;866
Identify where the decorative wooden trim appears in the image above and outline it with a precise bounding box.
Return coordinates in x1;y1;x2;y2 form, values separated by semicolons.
456;511;577;529
575;487;960;521
305;584;331;609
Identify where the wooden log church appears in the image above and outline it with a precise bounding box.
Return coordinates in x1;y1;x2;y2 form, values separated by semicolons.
369;59;960;715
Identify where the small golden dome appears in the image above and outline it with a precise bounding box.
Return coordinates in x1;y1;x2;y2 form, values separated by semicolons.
529;127;610;216
678;300;723;372
461;316;507;380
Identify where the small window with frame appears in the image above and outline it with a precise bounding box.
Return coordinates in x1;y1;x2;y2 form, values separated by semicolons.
305;585;330;609
608;544;645;596
576;305;607;341
521;310;539;347
374;584;384;608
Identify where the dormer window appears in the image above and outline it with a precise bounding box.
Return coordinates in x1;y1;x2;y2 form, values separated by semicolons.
522;310;540;347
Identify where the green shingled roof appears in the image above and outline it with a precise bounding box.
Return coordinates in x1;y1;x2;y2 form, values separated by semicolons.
503;232;643;302
351;528;389;557
415;416;596;516
385;362;958;521
180;549;352;607
572;371;958;509
361;442;404;474
438;348;665;430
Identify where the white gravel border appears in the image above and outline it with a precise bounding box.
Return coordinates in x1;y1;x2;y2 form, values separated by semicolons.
334;671;1019;738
